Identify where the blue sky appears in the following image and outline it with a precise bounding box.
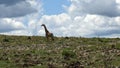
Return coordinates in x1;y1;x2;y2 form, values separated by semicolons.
0;0;120;37
41;0;70;15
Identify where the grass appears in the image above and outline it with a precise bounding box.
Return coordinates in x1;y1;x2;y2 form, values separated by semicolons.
0;35;120;68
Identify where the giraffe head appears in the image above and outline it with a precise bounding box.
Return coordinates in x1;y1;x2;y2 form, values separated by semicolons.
41;24;45;26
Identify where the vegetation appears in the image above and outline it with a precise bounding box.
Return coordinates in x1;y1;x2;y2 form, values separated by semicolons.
0;35;120;68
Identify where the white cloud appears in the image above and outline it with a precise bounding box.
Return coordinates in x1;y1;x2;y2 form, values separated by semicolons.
68;0;120;17
0;30;30;36
0;0;43;35
38;13;73;36
80;15;120;37
10;0;43;36
32;0;120;37
0;18;26;32
116;0;120;4
55;0;120;37
19;0;120;37
1;0;120;38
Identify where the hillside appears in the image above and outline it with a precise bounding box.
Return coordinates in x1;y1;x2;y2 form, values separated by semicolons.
0;35;120;68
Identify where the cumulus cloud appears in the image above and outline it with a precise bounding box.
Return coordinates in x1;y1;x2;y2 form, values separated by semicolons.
11;0;43;36
67;0;120;17
0;0;42;35
1;0;120;38
79;15;120;37
45;0;119;37
38;13;73;36
0;0;37;18
1;30;31;36
29;0;120;37
0;18;26;32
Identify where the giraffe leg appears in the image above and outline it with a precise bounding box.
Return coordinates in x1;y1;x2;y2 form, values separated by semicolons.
51;33;54;41
46;34;49;41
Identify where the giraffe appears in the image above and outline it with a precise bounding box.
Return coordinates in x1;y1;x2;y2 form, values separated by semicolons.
41;24;54;41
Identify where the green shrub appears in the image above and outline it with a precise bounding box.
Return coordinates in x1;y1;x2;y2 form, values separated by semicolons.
62;49;76;60
3;38;9;42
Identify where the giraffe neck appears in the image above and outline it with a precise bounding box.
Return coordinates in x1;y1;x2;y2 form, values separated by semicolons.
43;25;49;33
